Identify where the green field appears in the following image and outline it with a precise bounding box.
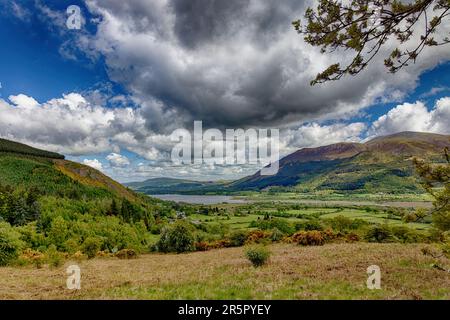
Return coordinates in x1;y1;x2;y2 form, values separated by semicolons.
184;202;432;235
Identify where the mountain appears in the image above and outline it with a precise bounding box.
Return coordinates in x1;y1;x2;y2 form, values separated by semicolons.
231;132;450;193
0;138;137;200
126;177;227;194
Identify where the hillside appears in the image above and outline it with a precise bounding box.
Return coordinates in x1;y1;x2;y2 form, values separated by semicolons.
0;138;64;159
0;139;136;200
126;178;227;194
231;132;450;193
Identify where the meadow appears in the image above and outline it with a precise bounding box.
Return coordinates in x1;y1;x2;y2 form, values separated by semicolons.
1;243;448;300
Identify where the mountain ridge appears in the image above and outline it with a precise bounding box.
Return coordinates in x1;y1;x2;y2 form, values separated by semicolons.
127;131;450;194
233;131;450;192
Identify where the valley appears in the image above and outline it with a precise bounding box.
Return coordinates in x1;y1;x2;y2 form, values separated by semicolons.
0;134;449;300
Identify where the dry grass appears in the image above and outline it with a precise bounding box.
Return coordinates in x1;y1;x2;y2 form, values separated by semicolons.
0;243;449;300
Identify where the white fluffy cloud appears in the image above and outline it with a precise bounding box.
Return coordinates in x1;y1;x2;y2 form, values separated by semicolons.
369;97;450;137
106;153;131;167
83;158;103;171
9;94;39;108
0;92;157;157
284;122;366;152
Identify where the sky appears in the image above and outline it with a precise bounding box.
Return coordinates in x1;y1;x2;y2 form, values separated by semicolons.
0;0;450;183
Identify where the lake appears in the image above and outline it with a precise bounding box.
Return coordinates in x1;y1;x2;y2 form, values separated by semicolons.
150;194;247;204
149;194;432;208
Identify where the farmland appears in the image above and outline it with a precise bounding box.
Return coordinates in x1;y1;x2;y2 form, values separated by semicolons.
185;201;432;232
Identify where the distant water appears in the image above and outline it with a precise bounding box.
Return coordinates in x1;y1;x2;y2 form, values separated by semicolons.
150;194;247;205
150;194;431;208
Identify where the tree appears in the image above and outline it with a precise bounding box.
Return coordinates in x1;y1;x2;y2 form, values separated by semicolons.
108;198;120;216
156;220;195;253
414;148;450;231
293;0;450;85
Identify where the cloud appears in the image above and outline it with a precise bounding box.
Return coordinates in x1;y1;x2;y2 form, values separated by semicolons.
419;86;450;98
10;1;31;22
83;158;103;171
284;122;366;151
0;93;115;154
106;153;131;167
9;94;39;108
1;89;450;182
369;97;450;137
68;0;450;132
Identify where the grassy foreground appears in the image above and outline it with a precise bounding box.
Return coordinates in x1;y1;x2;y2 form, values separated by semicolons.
0;243;449;300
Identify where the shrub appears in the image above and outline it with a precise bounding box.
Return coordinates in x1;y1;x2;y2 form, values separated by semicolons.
229;230;248;247
46;244;64;267
270;228;284;242
47;216;70;251
0;222;24;266
209;239;232;249
245;230;269;244
346;233;360;242
364;225;394;243
18;248;45;268
82;237;103;259
156;221;195;253
428;228;447;243
16;223;48;250
292;230;325;246
96;250;112;258
245;245;270;267
326;216;368;232
71;251;87;261
194;241;210;251
115;249;138;259
391;226;424;243
295;219;323;231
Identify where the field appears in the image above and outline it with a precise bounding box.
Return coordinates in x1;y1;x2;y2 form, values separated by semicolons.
1;243;449;300
187;202;432;232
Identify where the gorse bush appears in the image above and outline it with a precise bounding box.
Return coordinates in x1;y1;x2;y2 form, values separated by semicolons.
292;230;325;246
245;230;270;244
115;248;138;259
245;245;270;267
0;222;24;266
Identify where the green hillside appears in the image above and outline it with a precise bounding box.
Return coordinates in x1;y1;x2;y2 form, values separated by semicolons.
126;178;227;194
0;138;64;159
0;138;175;265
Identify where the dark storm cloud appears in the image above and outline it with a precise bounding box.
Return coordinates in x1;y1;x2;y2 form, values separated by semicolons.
170;0;249;49
83;0;449;132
